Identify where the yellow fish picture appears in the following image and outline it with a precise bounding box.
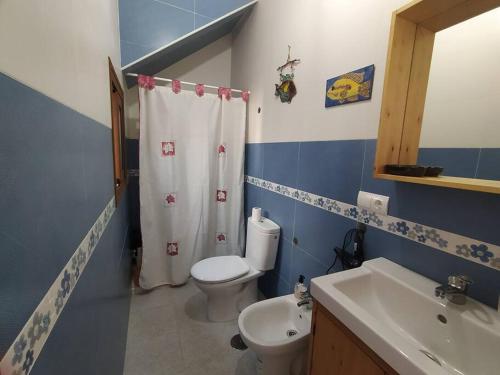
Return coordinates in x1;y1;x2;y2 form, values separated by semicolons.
325;65;374;107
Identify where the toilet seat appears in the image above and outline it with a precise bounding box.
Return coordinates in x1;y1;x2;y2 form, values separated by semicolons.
191;255;250;284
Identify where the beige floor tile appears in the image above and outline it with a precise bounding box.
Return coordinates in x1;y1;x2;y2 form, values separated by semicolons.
124;279;258;375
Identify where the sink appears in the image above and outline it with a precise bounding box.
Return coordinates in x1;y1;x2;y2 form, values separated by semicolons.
310;258;500;375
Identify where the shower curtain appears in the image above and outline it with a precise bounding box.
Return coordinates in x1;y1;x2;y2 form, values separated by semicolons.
138;85;246;288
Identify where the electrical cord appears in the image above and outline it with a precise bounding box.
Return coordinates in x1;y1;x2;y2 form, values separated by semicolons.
325;228;362;274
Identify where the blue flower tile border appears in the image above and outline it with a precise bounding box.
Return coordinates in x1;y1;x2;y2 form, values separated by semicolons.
0;198;116;375
245;175;500;271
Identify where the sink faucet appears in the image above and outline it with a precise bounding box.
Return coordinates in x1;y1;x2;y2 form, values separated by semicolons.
435;275;472;305
297;291;313;309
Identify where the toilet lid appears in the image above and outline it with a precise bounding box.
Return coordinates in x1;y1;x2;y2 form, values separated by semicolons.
191;256;250;283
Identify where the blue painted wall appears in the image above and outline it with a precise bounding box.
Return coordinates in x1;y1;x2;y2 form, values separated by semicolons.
119;0;252;66
245;140;500;308
0;73;131;373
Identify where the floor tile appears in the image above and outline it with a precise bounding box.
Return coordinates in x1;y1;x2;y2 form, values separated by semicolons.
124;280;258;375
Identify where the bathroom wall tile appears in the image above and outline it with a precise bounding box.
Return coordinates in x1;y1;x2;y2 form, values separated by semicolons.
362;139;500;246
195;14;213;29
83;123;115;224
159;0;195;11
365;227;500;308
32;198;131;375
245;143;264;178
258;271;291;299
291;246;327;288
262;142;299;188
0;73;114;355
261;188;295;241
119;0;193;53
476;148;500;180
195;0;251;19
120;40;155;66
360;139;398;202
298;140;364;205
418;148;479;178
274;239;293;285
244;182;262;221
293;201;354;266
0;73;130;374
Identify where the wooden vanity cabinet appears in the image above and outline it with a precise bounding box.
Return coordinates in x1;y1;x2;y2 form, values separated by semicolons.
308;302;397;375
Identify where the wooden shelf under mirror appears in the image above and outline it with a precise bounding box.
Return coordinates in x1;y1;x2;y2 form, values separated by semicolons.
374;0;500;195
377;174;500;195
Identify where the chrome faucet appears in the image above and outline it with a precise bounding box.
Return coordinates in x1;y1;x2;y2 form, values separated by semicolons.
435;275;472;305
297;291;313;309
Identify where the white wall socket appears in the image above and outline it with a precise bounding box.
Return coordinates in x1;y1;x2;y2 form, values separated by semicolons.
357;191;389;215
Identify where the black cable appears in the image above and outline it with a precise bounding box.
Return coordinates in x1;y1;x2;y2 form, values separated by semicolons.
325;228;362;274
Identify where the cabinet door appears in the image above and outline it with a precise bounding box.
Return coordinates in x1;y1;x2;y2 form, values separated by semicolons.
310;306;385;375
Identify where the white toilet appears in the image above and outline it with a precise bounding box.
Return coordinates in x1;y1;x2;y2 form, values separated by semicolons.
190;218;280;322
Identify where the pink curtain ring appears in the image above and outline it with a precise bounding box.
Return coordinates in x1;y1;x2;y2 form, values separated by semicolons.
172;79;181;94
241;91;250;102
218;87;231;100
138;75;155;90
195;84;205;97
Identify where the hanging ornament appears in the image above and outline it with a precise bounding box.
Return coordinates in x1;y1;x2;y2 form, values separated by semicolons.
275;45;301;104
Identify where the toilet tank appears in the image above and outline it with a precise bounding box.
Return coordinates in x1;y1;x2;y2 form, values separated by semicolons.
245;217;280;271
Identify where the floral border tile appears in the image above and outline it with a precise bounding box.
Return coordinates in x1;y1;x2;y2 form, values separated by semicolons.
245;175;500;271
0;197;116;375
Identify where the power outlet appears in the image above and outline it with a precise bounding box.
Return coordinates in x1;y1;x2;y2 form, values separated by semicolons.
357;191;390;215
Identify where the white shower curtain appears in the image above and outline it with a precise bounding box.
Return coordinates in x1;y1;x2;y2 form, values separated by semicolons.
138;86;246;288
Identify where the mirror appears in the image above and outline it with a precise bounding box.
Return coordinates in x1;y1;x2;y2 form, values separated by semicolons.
418;8;500;180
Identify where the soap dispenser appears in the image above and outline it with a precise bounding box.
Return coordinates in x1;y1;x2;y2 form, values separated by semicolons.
294;275;307;300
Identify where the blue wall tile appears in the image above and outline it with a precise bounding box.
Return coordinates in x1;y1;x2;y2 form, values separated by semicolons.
261;188;295;241
0;73;130;372
246;140;500;308
262;142;299;187
163;0;195;11
119;0;194;65
293;201;353;266
298;140;364;204
274;239;293;285
32;199;131;375
245;143;264;178
195;0;251;19
476;148;500;180
258;269;291;299
244;182;262;221
418;148;479;178
291;246;328;288
119;0;249;66
120;40;155;66
195;14;213;29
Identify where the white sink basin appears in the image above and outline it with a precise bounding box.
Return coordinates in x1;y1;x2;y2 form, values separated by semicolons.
311;258;500;375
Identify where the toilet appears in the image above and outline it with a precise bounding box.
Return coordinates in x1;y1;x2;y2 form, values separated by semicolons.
190;217;280;322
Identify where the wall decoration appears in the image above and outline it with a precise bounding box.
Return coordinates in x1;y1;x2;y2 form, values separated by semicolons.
325;64;374;107
275;46;301;104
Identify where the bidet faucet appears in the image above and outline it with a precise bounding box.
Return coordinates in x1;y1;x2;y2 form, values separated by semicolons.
297;291;313;309
435;275;472;305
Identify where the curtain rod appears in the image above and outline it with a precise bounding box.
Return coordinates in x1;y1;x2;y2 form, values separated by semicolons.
126;73;250;94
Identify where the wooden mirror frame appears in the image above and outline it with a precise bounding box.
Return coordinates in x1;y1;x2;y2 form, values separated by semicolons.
375;0;500;194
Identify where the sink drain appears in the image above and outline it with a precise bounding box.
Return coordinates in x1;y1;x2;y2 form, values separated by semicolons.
230;334;248;351
286;329;298;337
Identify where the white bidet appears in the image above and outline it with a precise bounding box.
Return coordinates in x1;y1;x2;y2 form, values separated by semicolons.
238;294;312;375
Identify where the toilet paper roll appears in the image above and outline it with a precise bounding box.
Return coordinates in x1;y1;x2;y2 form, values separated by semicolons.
252;207;262;222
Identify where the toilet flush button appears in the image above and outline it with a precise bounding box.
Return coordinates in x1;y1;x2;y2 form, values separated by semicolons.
357;191;389;215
